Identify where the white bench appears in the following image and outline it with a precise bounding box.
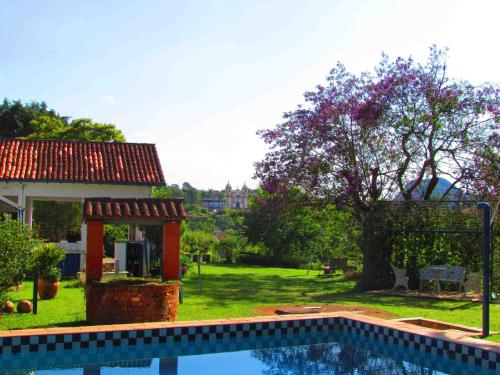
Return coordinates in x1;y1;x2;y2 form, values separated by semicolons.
419;265;466;292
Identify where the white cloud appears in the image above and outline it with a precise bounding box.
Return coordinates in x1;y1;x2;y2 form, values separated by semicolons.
100;95;116;104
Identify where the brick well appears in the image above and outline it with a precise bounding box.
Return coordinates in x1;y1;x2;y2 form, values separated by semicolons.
86;280;179;325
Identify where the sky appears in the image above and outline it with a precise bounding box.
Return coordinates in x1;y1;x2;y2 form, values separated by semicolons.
1;0;499;190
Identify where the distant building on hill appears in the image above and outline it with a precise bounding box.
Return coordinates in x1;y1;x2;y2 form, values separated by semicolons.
225;182;249;209
199;182;250;211
200;196;225;210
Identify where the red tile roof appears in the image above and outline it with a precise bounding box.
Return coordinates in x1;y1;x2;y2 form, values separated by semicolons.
83;198;186;221
0;139;165;186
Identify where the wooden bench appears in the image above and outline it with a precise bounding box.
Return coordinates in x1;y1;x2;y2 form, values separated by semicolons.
419;265;466;292
330;258;349;272
322;258;351;276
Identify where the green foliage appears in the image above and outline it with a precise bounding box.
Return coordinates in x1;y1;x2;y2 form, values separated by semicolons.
181;230;216;255
182;182;201;205
153;184;184;198
181;255;193;271
0;99;125;142
32;243;66;282
214;208;245;235
186;204;216;232
34;201;81;242
244;187;359;267
0;99;64;138
0;218;39;300
41;267;62;283
25;116;126;142
361;202;486;290
215;235;242;263
103;225;128;256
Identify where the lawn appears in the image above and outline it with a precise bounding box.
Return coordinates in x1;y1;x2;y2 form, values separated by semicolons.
1;264;498;342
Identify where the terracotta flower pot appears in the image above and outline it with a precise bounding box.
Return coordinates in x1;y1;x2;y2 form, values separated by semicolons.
37;279;60;300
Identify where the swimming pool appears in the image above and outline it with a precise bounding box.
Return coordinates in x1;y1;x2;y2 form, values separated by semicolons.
1;314;498;374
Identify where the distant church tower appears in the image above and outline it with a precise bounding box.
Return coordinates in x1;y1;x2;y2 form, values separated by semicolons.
225;182;249;209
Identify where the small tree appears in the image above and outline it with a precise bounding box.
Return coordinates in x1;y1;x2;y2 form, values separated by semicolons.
215;235;242;264
0;218;39;301
181;230;216;291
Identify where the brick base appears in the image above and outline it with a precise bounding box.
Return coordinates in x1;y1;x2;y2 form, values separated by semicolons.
86;280;179;324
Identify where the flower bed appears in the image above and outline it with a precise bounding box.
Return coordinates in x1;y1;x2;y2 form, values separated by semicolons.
85;278;180;324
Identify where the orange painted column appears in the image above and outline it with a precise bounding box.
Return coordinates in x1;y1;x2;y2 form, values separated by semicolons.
163;221;181;281
86;219;104;283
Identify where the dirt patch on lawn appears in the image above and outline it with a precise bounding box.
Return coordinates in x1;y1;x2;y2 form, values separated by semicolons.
254;305;396;320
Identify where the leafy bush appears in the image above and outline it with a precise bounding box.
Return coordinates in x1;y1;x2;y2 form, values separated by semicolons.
42;267;62;282
181;230;216;256
149;254;194;277
181;255;193;271
236;252;303;268
103;224;127;256
0;218;39;301
215;235;241;263
32;243;66;282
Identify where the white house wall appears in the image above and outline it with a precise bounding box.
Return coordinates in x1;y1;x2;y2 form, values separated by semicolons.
0;182;152;202
0;182;154;261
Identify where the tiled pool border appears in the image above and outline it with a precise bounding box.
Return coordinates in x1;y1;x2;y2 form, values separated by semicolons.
0;312;498;370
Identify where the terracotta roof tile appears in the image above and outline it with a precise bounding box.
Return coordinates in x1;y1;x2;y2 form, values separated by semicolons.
0;139;165;186
83;198;186;222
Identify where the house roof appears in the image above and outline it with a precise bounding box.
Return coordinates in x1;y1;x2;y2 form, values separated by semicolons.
83;198;186;222
0;139;165;186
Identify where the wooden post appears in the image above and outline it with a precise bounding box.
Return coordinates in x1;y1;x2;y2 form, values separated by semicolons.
32;269;38;315
162;222;181;281
86;220;104;283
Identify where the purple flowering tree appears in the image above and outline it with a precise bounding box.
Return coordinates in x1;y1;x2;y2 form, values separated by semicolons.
257;46;499;216
256;46;499;289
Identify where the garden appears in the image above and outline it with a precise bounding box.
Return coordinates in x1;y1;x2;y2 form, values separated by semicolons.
1;47;499;343
1;263;499;342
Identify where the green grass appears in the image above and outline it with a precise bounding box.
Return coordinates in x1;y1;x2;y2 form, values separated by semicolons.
0;280;85;330
1;264;499;342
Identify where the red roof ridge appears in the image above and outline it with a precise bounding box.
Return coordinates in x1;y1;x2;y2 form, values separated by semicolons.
0;138;158;146
83;197;186;222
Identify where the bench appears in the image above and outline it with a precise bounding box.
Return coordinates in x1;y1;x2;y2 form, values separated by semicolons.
330;258;349;272
419;265;466;292
321;258;351;276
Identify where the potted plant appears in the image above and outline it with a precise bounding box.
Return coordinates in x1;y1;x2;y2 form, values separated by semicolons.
32;243;66;300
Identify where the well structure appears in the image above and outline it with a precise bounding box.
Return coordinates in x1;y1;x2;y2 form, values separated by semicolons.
83;198;186;324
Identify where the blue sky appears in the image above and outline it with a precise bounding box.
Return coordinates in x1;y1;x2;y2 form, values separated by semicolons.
1;0;499;189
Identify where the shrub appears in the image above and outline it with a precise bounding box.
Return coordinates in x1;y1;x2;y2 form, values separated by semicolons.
181;230;216;257
181;254;193;271
215;235;241;264
0;218;39;301
103;224;128;256
236;252;303;268
32;243;66;282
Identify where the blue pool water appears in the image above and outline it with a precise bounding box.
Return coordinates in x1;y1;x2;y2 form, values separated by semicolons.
1;331;496;374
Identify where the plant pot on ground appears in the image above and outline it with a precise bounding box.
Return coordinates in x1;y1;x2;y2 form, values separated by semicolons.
37;267;62;299
32;243;65;300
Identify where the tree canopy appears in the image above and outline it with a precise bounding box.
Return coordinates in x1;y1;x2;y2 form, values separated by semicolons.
256;46;499;219
0;99;125;142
